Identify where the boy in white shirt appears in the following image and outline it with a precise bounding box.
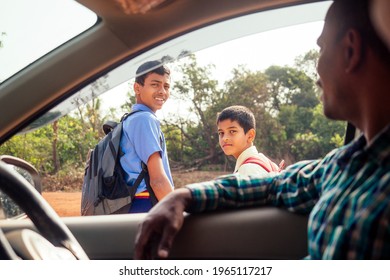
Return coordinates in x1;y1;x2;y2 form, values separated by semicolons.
217;105;283;176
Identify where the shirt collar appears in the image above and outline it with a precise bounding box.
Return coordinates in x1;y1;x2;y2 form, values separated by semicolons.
131;104;156;116
338;124;390;166
234;146;259;172
366;124;390;164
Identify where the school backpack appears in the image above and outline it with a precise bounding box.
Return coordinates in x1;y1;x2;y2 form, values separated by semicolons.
242;155;285;173
81;111;156;216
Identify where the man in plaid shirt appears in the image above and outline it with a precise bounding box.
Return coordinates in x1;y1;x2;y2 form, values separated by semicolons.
135;0;390;259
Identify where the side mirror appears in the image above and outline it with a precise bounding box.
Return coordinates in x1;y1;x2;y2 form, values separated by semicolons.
0;155;42;219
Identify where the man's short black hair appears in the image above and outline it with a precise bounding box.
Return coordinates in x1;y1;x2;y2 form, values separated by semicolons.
135;60;171;86
331;0;390;66
216;105;256;134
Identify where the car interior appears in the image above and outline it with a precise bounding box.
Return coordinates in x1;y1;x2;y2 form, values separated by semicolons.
0;0;357;260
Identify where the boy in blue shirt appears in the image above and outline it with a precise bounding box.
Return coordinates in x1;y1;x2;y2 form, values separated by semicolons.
120;60;174;213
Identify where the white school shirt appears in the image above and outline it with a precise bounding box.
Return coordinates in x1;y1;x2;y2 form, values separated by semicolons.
234;146;270;177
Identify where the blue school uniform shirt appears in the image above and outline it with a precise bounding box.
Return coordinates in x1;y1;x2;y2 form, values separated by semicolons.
120;104;173;194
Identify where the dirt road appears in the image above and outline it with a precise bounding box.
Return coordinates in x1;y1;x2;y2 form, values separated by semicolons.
41;170;227;217
42;192;82;217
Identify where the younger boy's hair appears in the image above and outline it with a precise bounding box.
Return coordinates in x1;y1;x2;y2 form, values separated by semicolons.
135;60;171;86
216;105;256;134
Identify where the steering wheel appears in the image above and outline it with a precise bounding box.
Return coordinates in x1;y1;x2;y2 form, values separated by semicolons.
0;160;89;260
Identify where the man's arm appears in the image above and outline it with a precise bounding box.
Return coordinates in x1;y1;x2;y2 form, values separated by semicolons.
186;159;323;214
147;152;173;201
135;158;325;259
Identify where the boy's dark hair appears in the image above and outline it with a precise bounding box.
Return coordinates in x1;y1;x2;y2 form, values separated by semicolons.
216;105;256;134
135;60;171;86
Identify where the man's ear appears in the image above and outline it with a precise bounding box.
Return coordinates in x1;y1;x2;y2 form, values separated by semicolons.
344;29;363;73
247;128;256;142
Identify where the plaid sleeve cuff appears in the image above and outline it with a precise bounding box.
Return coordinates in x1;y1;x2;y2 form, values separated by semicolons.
185;181;221;213
184;173;269;213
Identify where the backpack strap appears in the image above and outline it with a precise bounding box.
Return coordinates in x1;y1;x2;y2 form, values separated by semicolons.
141;162;159;206
131;162;147;192
102;111;136;136
278;160;286;170
242;156;282;173
119;110;159;206
128;161;158;206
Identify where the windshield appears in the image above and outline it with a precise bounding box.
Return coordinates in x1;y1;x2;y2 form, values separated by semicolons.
1;0;347;219
0;0;97;83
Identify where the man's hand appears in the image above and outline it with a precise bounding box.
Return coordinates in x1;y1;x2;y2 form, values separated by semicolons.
134;188;192;259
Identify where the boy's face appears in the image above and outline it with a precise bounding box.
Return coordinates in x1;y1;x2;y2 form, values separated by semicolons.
217;119;254;159
134;72;170;113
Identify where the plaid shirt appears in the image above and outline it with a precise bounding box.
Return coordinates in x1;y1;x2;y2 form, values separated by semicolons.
185;125;390;259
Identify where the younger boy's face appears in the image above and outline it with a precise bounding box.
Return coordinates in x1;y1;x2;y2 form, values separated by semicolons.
134;72;170;113
217;119;254;159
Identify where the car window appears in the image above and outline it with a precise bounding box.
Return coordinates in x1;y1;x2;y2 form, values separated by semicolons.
1;1;346;218
0;0;97;83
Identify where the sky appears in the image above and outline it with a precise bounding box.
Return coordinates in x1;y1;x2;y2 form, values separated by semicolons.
196;21;323;82
0;0;97;82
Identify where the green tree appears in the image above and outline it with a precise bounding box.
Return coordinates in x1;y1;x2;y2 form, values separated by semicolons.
121;86;136;113
289;104;346;161
168;54;222;167
222;67;269;108
161;123;186;168
278;105;313;139
0;113;101;174
265;65;319;111
294;49;320;82
310;104;346;153
221;66;286;160
0;126;53;172
262;64;320;162
290;132;323;160
56;115;97;170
